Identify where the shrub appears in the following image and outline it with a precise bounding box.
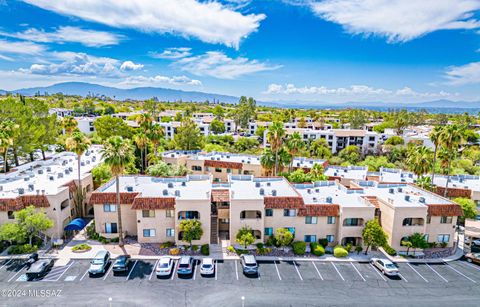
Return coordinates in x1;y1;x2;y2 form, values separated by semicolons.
318;238;328;247
256;243;265;249
235;248;249;255
344;243;353;252
109;237;119;243
312;244;325;256
440;242;448;248
256;248;266;255
160;241;175;249
292;241;307;255
72;243;92;252
428;242;438;248
265;236;276;247
310;242;318;251
8;244;38;255
201;244;209;256
169;248;180;256
333;246;348;258
355;246;363;254
227;246;235;253
192;245;199;252
383;244;397;256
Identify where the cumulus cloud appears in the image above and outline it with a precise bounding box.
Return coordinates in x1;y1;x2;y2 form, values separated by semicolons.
176;51;281;79
309;0;480;42
149;47;192;59
264;83;457;98
0;26;123;47
22;0;265;48
120;61;144;71
0;39;46;57
444;61;480;85
119;75;202;86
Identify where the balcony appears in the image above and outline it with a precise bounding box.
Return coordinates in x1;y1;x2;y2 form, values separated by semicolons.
343;218;364;227
240;210;262;220
402;218;424;227
178;211;200;220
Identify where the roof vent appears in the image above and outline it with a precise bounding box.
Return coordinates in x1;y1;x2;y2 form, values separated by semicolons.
38;169;44;174
47;167;51;172
181;181;186;187
18;188;25;195
397;187;403;193
163;189;168;196
0;186;3;192
404;195;410;202
255;182;261;188
326;196;332;203
69;167;73;172
266;182;271;187
92;156;96;162
168;183;174;188
24;177;29;182
307;189;311;194
58;173;64;178
313;197;318;202
296;162;300;167
65;170;70;175
171;154;175;157
419;197;426;203
49;176;54;181
226;155;230;158
81;162;85;166
126;186;133;192
174;190;181;197
28;184;34;191
389;188;395;194
259;188;264;195
272;189;277;196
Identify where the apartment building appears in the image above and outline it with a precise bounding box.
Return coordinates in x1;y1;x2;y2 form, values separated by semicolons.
433;175;480;205
160;120;210;140
367;167;417;184
324;166;368;186
0;145;103;240
75;117;96;134
48;108;73;118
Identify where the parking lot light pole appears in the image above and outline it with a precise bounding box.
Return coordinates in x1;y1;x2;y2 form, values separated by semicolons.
109;297;112;307
241;296;245;307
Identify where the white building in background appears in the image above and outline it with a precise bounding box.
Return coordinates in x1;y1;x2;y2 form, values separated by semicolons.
49;108;73;118
75;117;96;134
160;120;210;140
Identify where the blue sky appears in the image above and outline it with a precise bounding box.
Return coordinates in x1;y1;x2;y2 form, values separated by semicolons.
1;0;480;104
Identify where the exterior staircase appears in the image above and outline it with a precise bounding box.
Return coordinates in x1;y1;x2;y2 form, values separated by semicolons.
210;215;218;244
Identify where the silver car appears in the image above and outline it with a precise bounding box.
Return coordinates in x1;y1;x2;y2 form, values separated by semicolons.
240;255;258;275
371;258;399;276
156;257;174;277
89;250;111;276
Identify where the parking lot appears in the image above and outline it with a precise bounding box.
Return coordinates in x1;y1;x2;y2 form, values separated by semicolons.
1;257;480;285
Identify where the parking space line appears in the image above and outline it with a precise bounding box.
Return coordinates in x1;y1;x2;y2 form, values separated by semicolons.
311;262;323;280
369;263;386;281
331;263;344;281
274;261;282;281
351;263;366;282
52;261;75;282
8;265;25;282
445;263;476;283
293;261;303;281
214;260;217;280
193;261;198;280
126;260;138;281
459;261;480;272
0;259;12;270
149;260;159;281
426;264;448;282
407;263;428;282
234;261;238;280
79;268;90;281
103;262;114;280
398;273;408;283
171;260;177;280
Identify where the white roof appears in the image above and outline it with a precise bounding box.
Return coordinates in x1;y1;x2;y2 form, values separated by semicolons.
295;181;373;208
324;166;368;180
433;175;480;192
376;168;416;183
229;176;298;200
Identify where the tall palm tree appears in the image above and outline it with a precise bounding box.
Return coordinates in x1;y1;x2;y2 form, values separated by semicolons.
147;123;164;157
439;124;464;197
285;132;305;172
65;131;91;217
266;122;286;176
0;121;18;174
133;133;149;173
429;126;443;184
61;116;78;135
406;145;433;177
101;136;134;247
260;148;275;176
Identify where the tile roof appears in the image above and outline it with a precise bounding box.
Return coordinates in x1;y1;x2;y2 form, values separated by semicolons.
0;195;50;211
264;196;304;209
298;204;340;216
204;160;243;170
131;197;175;210
89;192;139;205
435;186;472;198
211;189;230;202
427;204;463;216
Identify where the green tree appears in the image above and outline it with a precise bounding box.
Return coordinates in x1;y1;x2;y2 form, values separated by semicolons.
61;116;78;135
146;161;188;177
415;176;433;191
285;132;305;172
133;133;149;174
429;126;443;184
236;226;256;249
65;132;91;217
359;156;395;172
92;163;112;189
0;121;19;173
385;136;404;146
310;138;332;159
234;96;256;129
93;116;132;140
0;223;26;245
275;228;294;248
439;124;465;197
338;145;361;165
212;105;225;118
454;197;477;222
101;136;135;247
179;219;203;248
147;123;164;157
407;233;428;255
233;137;259;152
260;148;275;176
348;109;367;129
15;206;54;246
401;240;413;255
210;118;226;134
174;117;204;150
362;219;388;255
406;145;433;176
267;122;286;176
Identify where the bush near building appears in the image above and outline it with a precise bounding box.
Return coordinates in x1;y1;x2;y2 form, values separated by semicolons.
201;244;210;256
292;241;307;255
333;246;349;258
310;242;325;256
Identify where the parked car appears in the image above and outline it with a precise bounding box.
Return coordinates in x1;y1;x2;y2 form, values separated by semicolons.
24;252;39;268
89;250;111;276
25;259;54;281
156;257;174;277
240;255;258;275
112;255;130;275
371;258;399;276
471;240;480;253
465;252;480;264
200;258;215;275
177;256;194;276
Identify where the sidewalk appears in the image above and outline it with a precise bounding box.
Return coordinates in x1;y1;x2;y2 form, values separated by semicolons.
379;246;464;264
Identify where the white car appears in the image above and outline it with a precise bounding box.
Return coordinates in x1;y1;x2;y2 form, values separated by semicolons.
156;257;174;277
200;258;215;275
371;258;399;276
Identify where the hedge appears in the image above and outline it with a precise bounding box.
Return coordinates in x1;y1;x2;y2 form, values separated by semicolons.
292;241;307;255
8;244;38;255
383;244;397;256
311;243;325;256
201;244;209;256
333;246;348;258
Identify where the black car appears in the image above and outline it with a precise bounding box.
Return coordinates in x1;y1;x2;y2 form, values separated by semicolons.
25;259;54;281
25;252;39;268
112;255;130;274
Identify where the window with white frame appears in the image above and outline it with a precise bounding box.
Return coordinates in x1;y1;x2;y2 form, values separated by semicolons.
105;223;118;233
327;216;336;224
326;235;334;243
264;227;273;236
142;210;155;218
305;216;318;224
265;209;273;217
103;204;116;212
440;216;453;224
304;235;317;243
283;209;296;217
166;210;174;218
143;229;156;237
166;228;175;237
437;234;450;243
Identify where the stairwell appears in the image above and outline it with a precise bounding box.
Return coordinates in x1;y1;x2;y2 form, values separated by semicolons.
210;215;218;244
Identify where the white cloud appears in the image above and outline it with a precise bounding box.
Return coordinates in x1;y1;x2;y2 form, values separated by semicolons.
22;0;265;48
0;26;123;47
119;75;202;87
0;39;46;56
309;0;480;42
176;51;281;79
444;61;480;85
264;83;457;98
120;61;144;71
149;48;192;59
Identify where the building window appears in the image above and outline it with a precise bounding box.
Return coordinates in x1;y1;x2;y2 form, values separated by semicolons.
103;204;116;212
343;218;360;226
105;223;118;233
7;211;14;219
86;185;91;192
283;209;296;217
166;210;174;218
142;210;155;218
265;209;273;217
226;169;232;173
426;215;431;224
166;228;175;237
219;218;229;224
305;216;318;224
304;235;317;243
327;216;336;224
285;227;295;234
143;229;156;237
402;218;413;226
440;216;453;224
205;167;210;172
192;165;202;171
215;168;222;173
264;227;273;236
437;234;450;243
326;235;335;243
424;234;429;242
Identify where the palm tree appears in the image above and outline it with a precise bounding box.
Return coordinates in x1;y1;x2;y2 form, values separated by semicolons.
416;176;433;191
439;125;464;197
277;148;292;174
147;123;164;157
406;145;433;177
101;136;134;247
260;148;275;176
0;121;18;174
133;133;149;174
266;122;286;176
61;116;78;135
285;132;305;172
65;131;91;217
429;126;443;184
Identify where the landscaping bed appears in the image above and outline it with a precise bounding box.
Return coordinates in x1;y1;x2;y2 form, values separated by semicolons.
71;243;92;253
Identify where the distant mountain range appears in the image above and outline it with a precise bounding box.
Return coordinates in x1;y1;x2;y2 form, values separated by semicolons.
1;82;479;111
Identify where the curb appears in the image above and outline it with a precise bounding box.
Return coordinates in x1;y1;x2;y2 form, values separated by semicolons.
379;247;464;264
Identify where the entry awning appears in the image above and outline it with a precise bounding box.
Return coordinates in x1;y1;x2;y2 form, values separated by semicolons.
64;218;87;231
